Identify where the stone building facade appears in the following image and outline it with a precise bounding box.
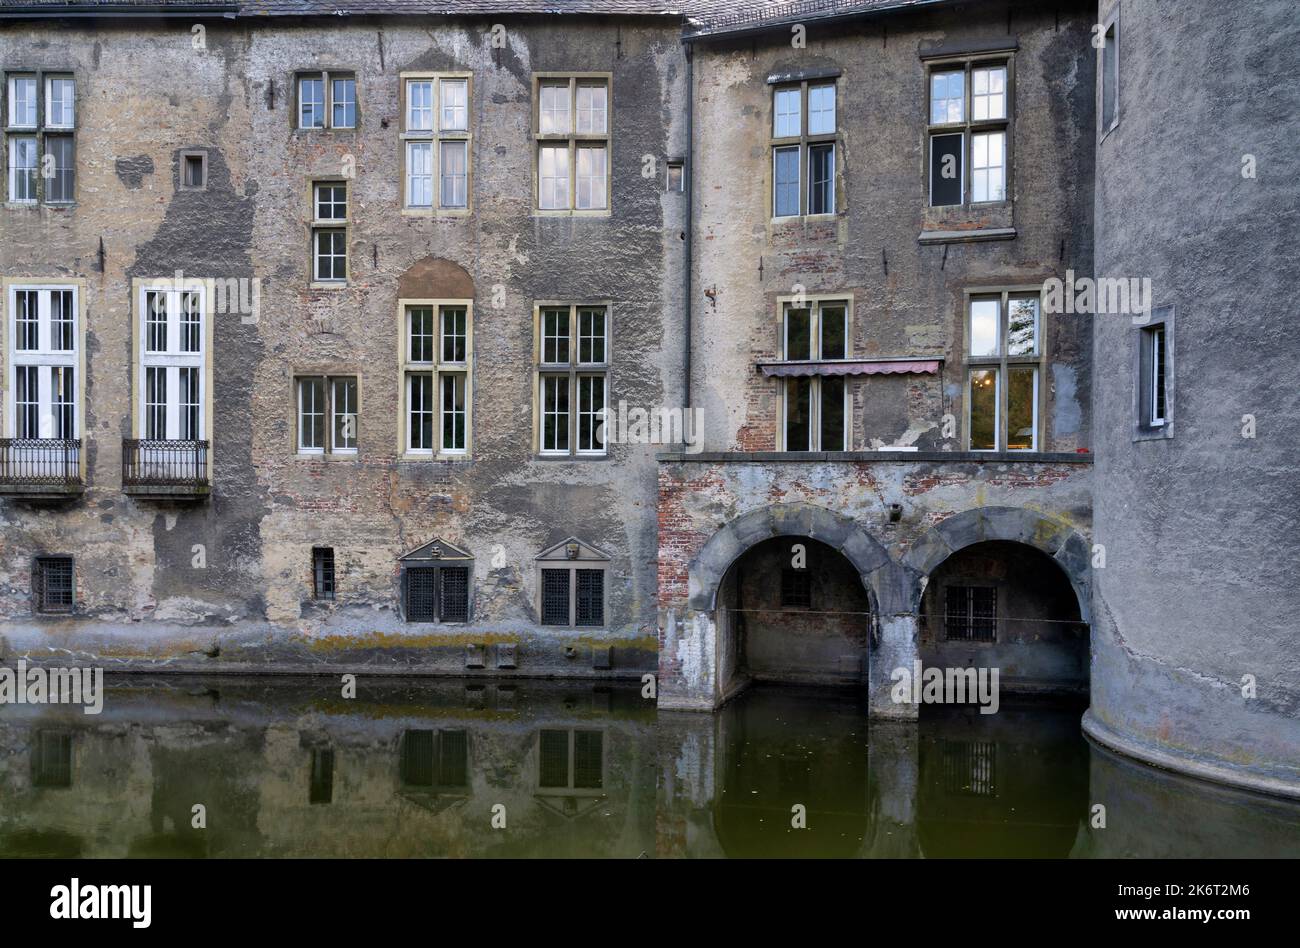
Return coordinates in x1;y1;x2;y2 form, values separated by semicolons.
1;0;1297;799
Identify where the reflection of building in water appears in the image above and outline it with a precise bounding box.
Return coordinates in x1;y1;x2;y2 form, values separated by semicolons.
0;679;652;859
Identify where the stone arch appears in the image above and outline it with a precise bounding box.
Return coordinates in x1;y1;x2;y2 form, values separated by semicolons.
901;506;1091;625
687;502;893;613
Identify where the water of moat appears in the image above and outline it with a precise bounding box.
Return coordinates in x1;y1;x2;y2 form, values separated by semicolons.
2;677;1297;858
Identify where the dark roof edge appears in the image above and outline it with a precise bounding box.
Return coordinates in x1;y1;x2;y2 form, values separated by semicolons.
682;0;963;43
0;4;683;20
0;4;239;17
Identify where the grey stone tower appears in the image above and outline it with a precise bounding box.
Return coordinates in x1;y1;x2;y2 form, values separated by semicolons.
1085;0;1300;796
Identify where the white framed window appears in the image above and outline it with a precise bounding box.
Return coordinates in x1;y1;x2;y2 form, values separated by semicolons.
535;75;609;212
6;71;75;204
296;375;358;455
403;74;471;211
400;300;471;456
1137;310;1173;437
965;290;1042;451
311;181;347;283
137;281;207;444
6;286;79;442
927;57;1011;207
537;303;609;456
779;298;849;452
771;80;838;218
297;71;355;130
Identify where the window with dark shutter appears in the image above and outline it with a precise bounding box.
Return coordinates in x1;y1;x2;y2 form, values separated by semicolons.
541;568;571;625
929;132;964;207
34;556;73;614
575;568;604;627
404;567;438;622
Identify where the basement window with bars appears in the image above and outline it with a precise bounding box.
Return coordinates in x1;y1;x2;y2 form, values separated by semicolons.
32;730;73;788
312;547;336;600
540;566;606;628
33;555;74;614
781;568;812;609
942;739;996;796
402;564;471;623
538;729;604;791
944;585;997;642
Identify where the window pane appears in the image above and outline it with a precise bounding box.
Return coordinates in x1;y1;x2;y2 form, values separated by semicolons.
440;140;468;208
1006;366;1036;451
299;377;325;450
440;78;467;131
407;141;432;207
315;229;345;281
441;372;466;452
178;366;200;440
9;76;37;127
808;142;834;214
538;144;569;209
575;569;604;626
785;377;811;451
332;77;356;128
578;374;606;453
576;82;607;134
408;373;434;451
820;304;846;359
440;566;469;622
972;66;1006;121
299;77;324;128
46;137;75;202
16;366;38;438
773;146;800;217
1152;327;1167;422
808;83;836;134
542;308;570;365
785;306;811;360
408;306;433;362
315;183;346;220
15;290;38;350
46;77;75;128
407;80;433;131
145;291;168;353
1102;26;1117;128
773;87;800;137
180;291;201;352
8;135;38;203
820;376;845;451
542;375;570;452
1007;297;1039;355
52;365;75;439
145;366;167;440
50;289;75;352
539;82;569;134
971;131;1005;202
577;307;606;364
929;132;963;206
441;307;466;362
930;70;964;124
404;569;437;622
969;369;998;450
333;377;357;450
969;298;1000;356
575;145;606;210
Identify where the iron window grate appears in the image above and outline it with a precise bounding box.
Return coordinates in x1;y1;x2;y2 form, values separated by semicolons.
942;739;997;796
34;556;73;614
437;730;469;788
538;729;570;789
575;568;604;627
404;568;439;622
541;569;571;625
32;730;73;788
400;730;435;787
945;585;997;641
572;730;604;790
781;568;812;609
439;566;469;623
313;547;336;601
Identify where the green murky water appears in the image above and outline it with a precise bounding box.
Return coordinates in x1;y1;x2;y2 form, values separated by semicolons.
1;678;1296;858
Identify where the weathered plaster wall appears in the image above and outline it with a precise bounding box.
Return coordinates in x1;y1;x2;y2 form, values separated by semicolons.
1086;0;1300;796
0;15;687;677
687;1;1095;454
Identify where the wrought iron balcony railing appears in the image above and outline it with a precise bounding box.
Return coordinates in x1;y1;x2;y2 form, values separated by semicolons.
0;438;83;495
122;438;210;495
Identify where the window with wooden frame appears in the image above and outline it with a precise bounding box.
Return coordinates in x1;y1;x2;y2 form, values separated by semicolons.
534;74;610;213
296;70;356;130
295;375;357;455
770;77;838;218
402;73;470;212
779;296;849;452
944;585;997;642
536;538;609;629
965;289;1042;451
311;180;348;284
6;284;81;447
536;302;609;457
33;555;74;614
926;56;1011;207
5;71;75;204
398;300;470;457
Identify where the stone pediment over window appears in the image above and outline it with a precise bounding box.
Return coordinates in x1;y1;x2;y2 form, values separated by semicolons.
400;538;473;562
536;537;610;563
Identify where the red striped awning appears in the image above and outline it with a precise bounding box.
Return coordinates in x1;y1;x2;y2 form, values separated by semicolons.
758;360;941;378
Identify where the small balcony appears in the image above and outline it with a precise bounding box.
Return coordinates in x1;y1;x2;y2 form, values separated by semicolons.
0;438;84;500
122;439;210;499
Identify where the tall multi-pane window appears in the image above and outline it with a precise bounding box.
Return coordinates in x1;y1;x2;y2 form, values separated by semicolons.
6;286;79;444
770;79;838;218
966;291;1041;451
6;72;75;203
1100;16;1119;134
927;58;1010;206
296;375;358;455
535;75;609;212
297;71;355;129
138;282;206;443
537;303;608;456
401;302;471;456
780;298;849;452
403;74;471;211
311;181;348;283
